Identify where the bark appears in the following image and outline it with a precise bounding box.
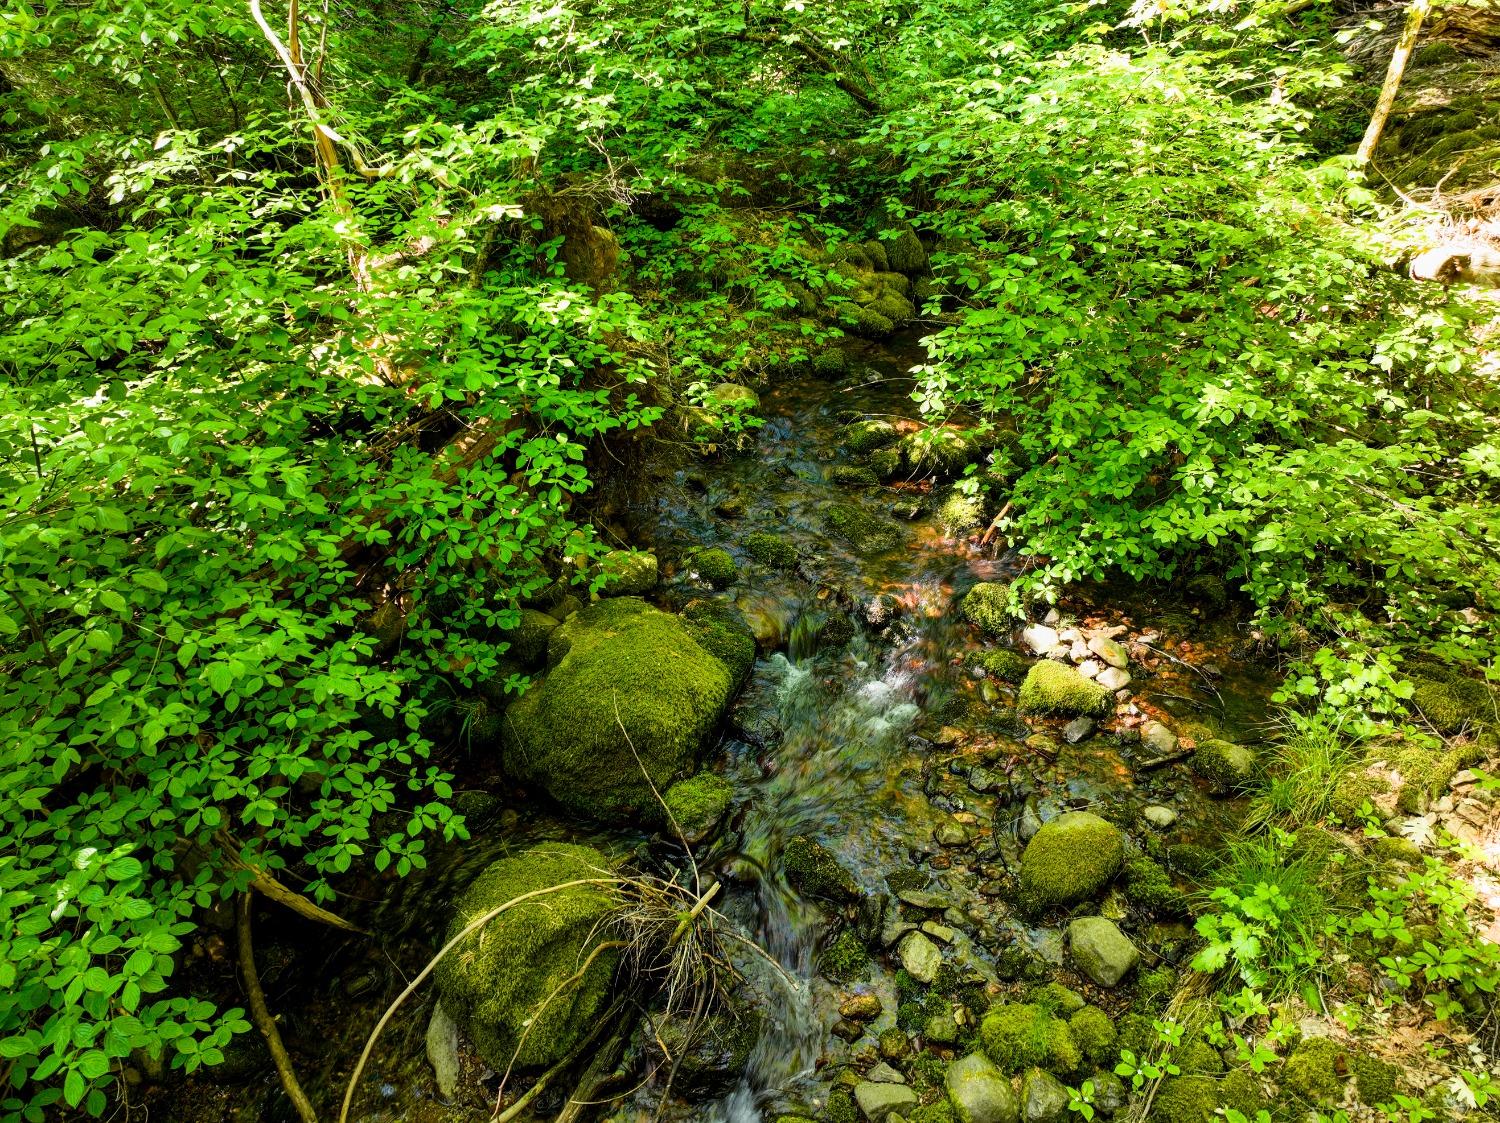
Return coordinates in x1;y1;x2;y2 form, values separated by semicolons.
1357;0;1435;166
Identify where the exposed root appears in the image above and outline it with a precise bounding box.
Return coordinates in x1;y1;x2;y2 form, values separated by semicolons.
237;892;320;1123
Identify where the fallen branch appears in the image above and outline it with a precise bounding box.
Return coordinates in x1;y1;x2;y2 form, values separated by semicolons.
237;893;320;1123
216;832;366;934
1135;748;1195;772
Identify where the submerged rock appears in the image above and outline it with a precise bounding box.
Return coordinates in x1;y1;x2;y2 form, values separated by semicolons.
744;531;801;570
824;503;905;554
1067;917;1140;987
503;598;736;823
434;843;619;1071
1019;811;1124;910
1192;739;1256;792
1017;662;1114;719
690;547;738;588
783;835;861;903
425;1001;460;1098
656;1009;763;1098
946;1052;1018;1123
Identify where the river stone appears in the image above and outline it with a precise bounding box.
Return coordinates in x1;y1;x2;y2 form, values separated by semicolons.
1087;635;1129;669
596;549;658;596
434;843;619;1070
1021;1068;1069;1123
1068;917;1140;987
1063;717;1095;744
425;1001;460;1098
1091;1071;1129;1115
503;598;735;824
868;1061;907;1084
1018;661;1114;719
1075;658;1103;680
925;1011;960;1044
1096;666;1131;692
898;930;943;983
1019;811;1124;909
936;819;974;847
1143;804;1178;829
1021;624;1059;655
841;994;884;1021
945;1052;1019;1123
1141;720;1178;755
1193;739;1257;791
855;1080;918;1122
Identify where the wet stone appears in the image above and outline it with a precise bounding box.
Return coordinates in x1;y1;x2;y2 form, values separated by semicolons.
1022;624;1059;655
1021;1068;1069;1123
1141;720;1178;755
1096;666;1131;692
969;766;1002;793
868;1062;907;1084
1068;917;1140;988
898;930;944;983
1075;659;1103;680
855;1080;918;1122
922;920;958;943
1143;805;1178;829
925;1012;960;1044
936;820;974;847
898;888;949;910
1063;717;1095;744
840;994;884;1021
945;1052;1019;1123
1087;635;1130;669
833;1019;865;1042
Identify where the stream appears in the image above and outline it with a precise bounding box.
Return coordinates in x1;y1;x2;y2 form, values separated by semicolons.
162;338;1276;1123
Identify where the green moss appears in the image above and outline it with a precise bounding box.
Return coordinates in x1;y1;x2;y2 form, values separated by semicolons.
938;490;985;535
900;428;977;478
1018;661;1113;718
863;239;890;272
1124;857;1188;914
1167;843;1214;876
434;843;619;1070
869;291;915;327
706;382;759;412
1151;1072;1265;1123
691;547;738;588
831;465;880;488
1184;574;1228;611
1283;1036;1344;1105
908;1100;956;1123
824;504;904;554
682;598;756;687
1176;1040;1225;1076
1068;1006;1117;1063
961;582;1012;637
503;598;735;823
1192;739;1256;792
972;648;1030;683
846;305;896;339
1410;674;1496;732
1411;41;1462;67
1030;982;1086;1015
818;929;871;982
1135;966;1177;1004
879;1026;912;1060
885;226;927;273
826;1087;858;1123
844;419;900;455
783;835;861;902
979;1003;1081;1076
832;242;873;271
1019;810;1124;910
663;773;734;839
1115;1013;1153;1055
744;532;802;569
595;551;658;598
813;348;849;379
868;447;904;481
1349;1052;1398;1106
454;694;505;746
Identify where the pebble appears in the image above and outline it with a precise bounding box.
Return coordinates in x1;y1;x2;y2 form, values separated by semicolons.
855;1081;917;1122
1141;720;1178;755
898;888;949;910
868;1062;907;1085
935;821;973;847
1063;717;1096;744
1022;624;1060;654
968;766;1001;793
1069;639;1091;663
1144;804;1178;828
1088;635;1130;668
1043;608;1062;625
1096;666;1131;692
840;994;884;1021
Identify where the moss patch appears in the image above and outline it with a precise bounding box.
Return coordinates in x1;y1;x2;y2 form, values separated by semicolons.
1068;1006;1117;1063
979;1003;1082;1076
972;648;1031;683
824;504;905;554
664;773;734;840
434;843;619;1071
961;582;1012;637
818;929;872;982
1018;660;1113;718
744;532;801;570
691;547;738;588
1019;810;1124;909
783;835;861;902
682;598;757;687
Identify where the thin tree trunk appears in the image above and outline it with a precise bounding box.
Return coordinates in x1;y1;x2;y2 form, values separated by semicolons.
1357;0;1434;166
238;893;320;1123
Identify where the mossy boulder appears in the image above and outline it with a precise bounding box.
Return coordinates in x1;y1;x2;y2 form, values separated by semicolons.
824;504;905;554
946;1052;1019;1123
832;465;881;488
1150;1072;1265;1123
813;348;850;380
1123;857;1189;914
1409;673;1497;732
1192;739;1256;792
434;843;619;1071
818;929;872;982
1019;811;1125;910
1017;661;1114;719
1282;1036;1345;1106
744;531;802;570
939;490;986;535
664;773;734;844
504;598;736;823
506;608;562;669
1068;1006;1117;1064
972;648;1031;684
900;428;978;479
884;226;928;274
690;547;738;588
595;550;658;597
961;582;1012;636
682;598;757;687
979;1003;1081;1076
783;835;861;903
846;305;896;339
845;419;901;455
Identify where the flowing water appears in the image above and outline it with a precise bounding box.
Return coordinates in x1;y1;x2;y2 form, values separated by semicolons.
159;338;1276;1123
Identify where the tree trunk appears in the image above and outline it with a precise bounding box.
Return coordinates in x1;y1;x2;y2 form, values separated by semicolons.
1357;0;1435;166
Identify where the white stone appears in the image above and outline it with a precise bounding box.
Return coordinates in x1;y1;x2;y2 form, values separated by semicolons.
1022;624;1059;655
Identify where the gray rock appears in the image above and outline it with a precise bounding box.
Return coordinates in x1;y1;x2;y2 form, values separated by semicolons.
1091;1070;1129;1116
1068;639;1091;663
925;1012;960;1045
1087;635;1130;669
1043;608;1062;625
868;1061;907;1084
1096;666;1131;692
855;1080;918;1122
945;1052;1019;1123
1143;805;1178;829
1021;1068;1069;1123
897;888;948;910
425;1001;461;1099
1141;720;1178;755
1068;917;1141;987
898;930;943;983
1017;801;1043;842
882;917;918;948
1063;717;1096;744
1022;624;1060;655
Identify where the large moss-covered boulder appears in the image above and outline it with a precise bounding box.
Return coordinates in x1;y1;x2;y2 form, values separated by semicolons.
504;598;736;822
435;844;619;1071
1018;661;1114;718
980;1004;1081;1076
1019;811;1125;910
961;583;1012;636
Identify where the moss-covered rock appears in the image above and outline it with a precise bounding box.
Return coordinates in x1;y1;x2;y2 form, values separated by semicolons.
1192;739;1256;793
657;1009;762;1098
1068;1006;1117;1063
868;446;904;480
824;504;905;554
900;428;978;479
863;239;890;272
884;226;928;274
595;550;658;597
1409;673;1496;732
434;843;619;1070
691;547;738;588
846;305;896;339
1349;1052;1398;1106
979;1003;1081;1076
1124;857;1189;914
961;582;1012;637
813;348;850;380
1019;811;1124;910
831;465;881;488
845;419;901;455
682;598;757;687
1282;1036;1344;1106
504;598;735;823
1150;1072;1264;1123
505;608;562;669
972;648;1031;684
783;835;861;902
938;490;986;536
744;531;802;570
818;929;871;982
664;773;734;843
1017;661;1114;719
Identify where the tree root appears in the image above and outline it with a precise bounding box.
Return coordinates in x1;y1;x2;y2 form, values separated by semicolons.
237;892;320;1123
216;832;367;934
